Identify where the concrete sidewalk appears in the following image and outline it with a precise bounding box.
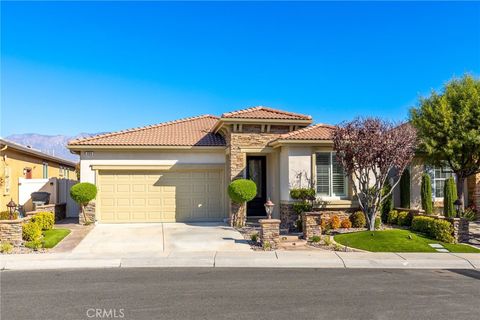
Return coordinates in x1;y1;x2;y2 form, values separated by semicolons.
1;250;479;271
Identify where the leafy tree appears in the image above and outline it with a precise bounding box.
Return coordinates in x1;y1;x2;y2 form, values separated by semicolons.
400;169;410;208
333;118;417;230
411;75;480;210
421;173;433;214
70;182;97;224
443;177;457;217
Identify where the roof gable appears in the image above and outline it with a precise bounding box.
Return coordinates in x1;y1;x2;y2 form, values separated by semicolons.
221;106;312;120
277;123;335;141
68;115;225;147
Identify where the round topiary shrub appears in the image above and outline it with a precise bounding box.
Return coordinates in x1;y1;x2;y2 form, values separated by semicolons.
350;211;367;228
70;182;97;205
227;179;257;204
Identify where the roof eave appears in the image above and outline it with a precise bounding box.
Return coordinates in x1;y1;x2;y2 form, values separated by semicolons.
213;118;312;133
67;145;227;151
270;139;334;148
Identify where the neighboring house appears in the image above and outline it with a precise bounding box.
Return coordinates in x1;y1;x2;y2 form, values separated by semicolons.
67;106;480;227
0;138;78;211
393;157;480;213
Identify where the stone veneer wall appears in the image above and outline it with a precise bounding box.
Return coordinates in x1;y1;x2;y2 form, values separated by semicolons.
0;216;31;246
79;202;96;225
302;212;322;240
227;125;287;225
259;219;281;248
29;203;66;222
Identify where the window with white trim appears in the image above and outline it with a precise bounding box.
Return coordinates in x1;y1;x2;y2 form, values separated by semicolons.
43;162;48;179
426;165;454;198
315;152;347;197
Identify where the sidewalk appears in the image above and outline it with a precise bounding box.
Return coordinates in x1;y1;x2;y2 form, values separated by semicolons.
1;250;479;271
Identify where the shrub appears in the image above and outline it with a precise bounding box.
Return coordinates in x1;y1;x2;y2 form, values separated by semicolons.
31;211;55;231
400;169;411;208
397;211;412;227
0;242;13;253
0;211;18;220
374;217;381;229
290;188;316;201
340;218;352;229
459;207;477;221
421;173;433;214
443;177;457;218
380;180;393;223
22;221;42;241
330;215;341;229
320;218;331;231
430;219;454;243
292;201;313;215
70;182;98;205
295;219;303;232
411;216;434;234
227;179;257;204
387;210;399;225
250;233;258;242
323;236;332;246
25;239;43;250
309;235;321;243
350;211;366;228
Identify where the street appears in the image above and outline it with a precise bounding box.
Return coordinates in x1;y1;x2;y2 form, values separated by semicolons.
1;268;479;320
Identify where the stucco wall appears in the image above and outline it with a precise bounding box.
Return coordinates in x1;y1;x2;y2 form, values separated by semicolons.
279;146;313;201
79;150;226;183
1;148;76;211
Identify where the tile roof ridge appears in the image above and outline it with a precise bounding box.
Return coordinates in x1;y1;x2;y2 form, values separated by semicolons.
222;106;312;119
68;114;218;145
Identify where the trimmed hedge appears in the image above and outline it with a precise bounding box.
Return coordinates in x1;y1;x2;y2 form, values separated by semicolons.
31;211;55;231
290;188;316;201
397;211;412;227
350;211;366;228
387;210;399;225
411;216;455;243
292;201;313;215
22;221;42;242
227;179;257;204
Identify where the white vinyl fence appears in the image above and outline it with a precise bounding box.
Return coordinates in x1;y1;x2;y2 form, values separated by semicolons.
18;178;79;217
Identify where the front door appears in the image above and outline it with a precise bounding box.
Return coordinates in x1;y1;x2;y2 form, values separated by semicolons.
246;156;267;216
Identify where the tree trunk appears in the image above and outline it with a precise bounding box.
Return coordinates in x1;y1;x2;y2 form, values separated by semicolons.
456;175;466;212
367;212;376;231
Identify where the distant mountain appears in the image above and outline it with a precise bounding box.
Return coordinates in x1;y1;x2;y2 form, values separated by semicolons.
4;132;106;162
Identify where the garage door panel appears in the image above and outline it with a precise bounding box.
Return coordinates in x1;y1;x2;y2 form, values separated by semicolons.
98;169;225;223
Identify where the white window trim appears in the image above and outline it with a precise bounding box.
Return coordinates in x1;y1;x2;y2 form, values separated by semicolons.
314;152;348;200
426;165;454;200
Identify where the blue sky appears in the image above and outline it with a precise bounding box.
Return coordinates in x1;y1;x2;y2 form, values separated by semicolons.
1;1;479;136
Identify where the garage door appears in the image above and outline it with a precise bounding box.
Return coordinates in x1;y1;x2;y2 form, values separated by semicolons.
97;169;225;223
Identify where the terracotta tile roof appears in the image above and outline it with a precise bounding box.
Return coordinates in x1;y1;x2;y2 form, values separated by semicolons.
221;106;312;120
277;123;335;140
68;115;225;147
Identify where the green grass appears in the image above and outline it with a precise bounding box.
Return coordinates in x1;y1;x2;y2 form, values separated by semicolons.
334;229;480;253
42;228;71;249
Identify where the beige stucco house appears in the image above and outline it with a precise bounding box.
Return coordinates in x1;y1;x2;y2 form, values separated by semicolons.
68;106;480;227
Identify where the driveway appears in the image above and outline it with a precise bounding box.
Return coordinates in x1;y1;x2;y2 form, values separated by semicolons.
72;222;251;255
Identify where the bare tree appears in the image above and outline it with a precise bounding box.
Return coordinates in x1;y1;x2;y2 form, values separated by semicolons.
332;118;417;230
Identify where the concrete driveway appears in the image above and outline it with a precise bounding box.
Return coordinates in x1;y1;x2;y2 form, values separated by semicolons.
72;222;251;255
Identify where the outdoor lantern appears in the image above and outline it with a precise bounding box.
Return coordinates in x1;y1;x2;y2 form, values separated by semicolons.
264;198;275;219
454;199;463;217
6;199;16;220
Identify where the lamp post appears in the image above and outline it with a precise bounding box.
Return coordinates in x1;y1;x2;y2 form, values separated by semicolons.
6;199;16;220
454;199;462;218
264;198;275;219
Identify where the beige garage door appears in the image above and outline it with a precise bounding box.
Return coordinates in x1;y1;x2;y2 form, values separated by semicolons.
97;169;225;223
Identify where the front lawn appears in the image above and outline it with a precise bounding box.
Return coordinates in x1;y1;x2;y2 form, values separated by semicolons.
42;228;71;248
334;229;480;253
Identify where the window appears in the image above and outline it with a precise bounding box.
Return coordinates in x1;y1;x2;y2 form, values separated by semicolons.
4;166;11;194
59;166;64;178
43;162;48;179
426;165;454;198
315;152;347;197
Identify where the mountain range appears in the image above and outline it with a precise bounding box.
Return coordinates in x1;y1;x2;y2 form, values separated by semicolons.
4;133;105;162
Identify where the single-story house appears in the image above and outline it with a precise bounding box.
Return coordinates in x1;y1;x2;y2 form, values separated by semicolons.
67;106;480;227
1;138;77;212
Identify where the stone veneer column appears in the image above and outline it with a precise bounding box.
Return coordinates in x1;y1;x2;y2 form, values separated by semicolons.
302;212;322;240
259;219;280;248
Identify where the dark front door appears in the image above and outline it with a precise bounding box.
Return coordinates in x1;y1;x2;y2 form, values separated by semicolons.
246;156;267;217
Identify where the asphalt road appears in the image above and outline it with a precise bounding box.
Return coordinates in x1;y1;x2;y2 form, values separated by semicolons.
1;268;479;320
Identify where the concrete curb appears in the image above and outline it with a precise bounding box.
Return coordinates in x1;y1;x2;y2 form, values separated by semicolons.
1;251;479;271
